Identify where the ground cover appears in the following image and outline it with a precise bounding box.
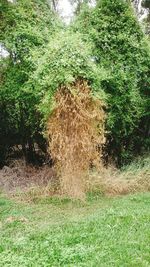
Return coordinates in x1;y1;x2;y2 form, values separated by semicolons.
0;192;150;266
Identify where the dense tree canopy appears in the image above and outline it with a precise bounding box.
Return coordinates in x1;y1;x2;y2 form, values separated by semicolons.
0;0;61;165
73;0;150;165
31;31;106;119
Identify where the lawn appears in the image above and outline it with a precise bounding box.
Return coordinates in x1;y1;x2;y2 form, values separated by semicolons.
0;193;150;267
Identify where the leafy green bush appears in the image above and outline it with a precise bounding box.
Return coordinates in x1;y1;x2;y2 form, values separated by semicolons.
73;0;150;165
31;31;106;120
0;0;61;165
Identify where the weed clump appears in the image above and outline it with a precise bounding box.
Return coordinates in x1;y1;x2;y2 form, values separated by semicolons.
47;80;105;198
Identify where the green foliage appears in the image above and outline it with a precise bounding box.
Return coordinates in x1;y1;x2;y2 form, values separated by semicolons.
31;31;106;119
0;0;60;53
0;0;61;165
74;0;150;165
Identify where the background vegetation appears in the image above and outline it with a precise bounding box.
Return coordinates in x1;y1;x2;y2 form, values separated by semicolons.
0;0;61;166
0;0;150;168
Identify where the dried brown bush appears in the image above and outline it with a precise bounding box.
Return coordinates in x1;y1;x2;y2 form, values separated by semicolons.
47;79;105;198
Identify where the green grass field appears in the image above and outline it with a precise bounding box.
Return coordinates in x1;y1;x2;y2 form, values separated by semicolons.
0;192;150;267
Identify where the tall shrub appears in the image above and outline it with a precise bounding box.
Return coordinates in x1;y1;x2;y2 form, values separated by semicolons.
74;0;150;165
31;32;106;197
0;0;61;165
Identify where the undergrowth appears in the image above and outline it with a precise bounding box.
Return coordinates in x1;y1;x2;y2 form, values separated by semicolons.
3;155;149;203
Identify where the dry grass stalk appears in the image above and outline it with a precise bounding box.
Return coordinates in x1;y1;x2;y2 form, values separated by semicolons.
47;79;105;198
87;161;150;196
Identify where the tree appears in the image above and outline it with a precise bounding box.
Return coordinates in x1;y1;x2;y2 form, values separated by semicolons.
0;0;61;165
73;0;150;165
31;31;106;197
